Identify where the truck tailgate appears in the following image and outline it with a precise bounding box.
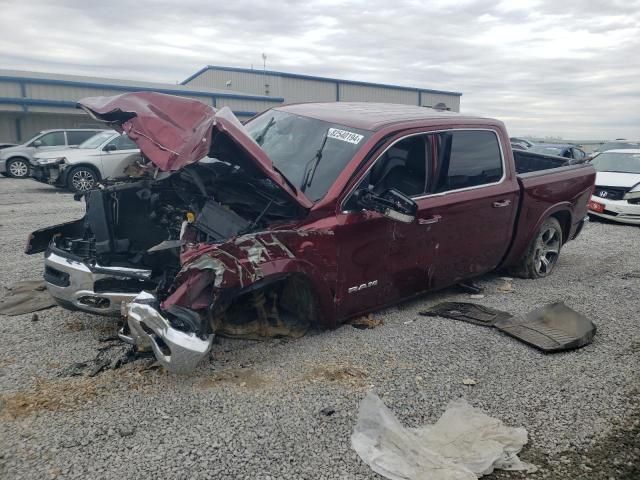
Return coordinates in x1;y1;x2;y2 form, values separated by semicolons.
502;164;595;267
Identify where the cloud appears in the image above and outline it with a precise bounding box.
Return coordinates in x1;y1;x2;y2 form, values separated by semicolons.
0;0;638;138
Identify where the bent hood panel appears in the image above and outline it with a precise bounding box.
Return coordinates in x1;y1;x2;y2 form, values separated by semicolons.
77;92;312;209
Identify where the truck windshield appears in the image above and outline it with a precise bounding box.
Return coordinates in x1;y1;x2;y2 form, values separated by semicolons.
244;110;371;201
591;152;640;174
78;131;115;149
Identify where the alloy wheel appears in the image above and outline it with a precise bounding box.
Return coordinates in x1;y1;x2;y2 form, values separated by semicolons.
71;169;96;191
8;159;29;178
534;227;560;275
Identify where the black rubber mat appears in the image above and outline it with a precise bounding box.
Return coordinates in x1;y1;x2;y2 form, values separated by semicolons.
420;301;596;352
494;302;597;352
420;302;512;326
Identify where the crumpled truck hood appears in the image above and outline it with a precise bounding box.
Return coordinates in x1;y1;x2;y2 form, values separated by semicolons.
77;92;312;209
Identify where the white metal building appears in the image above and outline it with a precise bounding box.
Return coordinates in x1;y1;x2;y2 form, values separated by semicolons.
182;65;462;112
0;69;283;143
0;66;462;143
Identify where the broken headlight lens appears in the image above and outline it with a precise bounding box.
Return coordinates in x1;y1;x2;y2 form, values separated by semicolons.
36;156;66;165
623;185;640;201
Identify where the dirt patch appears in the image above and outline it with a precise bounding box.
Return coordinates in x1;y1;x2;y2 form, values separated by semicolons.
348;314;384;330
1;377;98;419
199;368;268;390
303;364;368;386
1;365;160;420
0;357;16;368
64;319;86;332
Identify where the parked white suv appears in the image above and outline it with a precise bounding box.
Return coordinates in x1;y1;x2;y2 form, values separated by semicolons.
0;129;105;178
31;131;142;192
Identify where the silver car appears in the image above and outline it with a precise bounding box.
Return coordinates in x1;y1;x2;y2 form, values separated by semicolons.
31;131;142;192
0;128;105;178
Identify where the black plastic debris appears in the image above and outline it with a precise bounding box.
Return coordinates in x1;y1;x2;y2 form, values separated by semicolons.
421;302;512;326
420;301;596;352
494;302;597;352
457;280;484;294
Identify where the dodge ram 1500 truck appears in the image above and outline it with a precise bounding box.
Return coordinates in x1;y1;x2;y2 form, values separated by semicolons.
26;93;596;373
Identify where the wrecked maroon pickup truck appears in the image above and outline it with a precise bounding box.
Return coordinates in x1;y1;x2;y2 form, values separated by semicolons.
26;93;595;373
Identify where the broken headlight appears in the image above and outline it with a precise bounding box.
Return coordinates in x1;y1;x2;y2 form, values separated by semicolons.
36;156;66;165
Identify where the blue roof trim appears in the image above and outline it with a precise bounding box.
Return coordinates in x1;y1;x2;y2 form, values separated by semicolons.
0;97;77;108
0;97;258;119
182;65;463;97
0;75;284;103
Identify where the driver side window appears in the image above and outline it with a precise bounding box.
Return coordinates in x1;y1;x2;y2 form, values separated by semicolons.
352;135;428;206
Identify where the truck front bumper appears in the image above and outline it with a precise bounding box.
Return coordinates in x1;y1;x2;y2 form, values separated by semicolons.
44;249;152;316
119;292;214;374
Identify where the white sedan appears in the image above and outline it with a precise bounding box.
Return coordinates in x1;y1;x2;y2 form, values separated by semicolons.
588;149;640;225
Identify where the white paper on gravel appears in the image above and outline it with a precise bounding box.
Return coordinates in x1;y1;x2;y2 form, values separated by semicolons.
351;393;537;480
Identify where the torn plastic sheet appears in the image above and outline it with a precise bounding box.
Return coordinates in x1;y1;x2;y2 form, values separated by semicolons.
351;393;536;480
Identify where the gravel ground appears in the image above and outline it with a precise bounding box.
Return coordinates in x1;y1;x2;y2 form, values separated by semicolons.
1;176;639;480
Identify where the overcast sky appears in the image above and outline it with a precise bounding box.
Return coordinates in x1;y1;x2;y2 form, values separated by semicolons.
1;0;638;139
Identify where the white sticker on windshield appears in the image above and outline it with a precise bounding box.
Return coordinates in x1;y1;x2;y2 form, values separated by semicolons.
327;128;364;145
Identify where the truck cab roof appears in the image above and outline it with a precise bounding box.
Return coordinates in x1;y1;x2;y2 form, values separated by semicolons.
274;102;496;131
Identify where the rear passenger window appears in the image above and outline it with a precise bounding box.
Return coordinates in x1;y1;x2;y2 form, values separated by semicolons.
434;131;503;192
115;135;137;150
67;131;97;145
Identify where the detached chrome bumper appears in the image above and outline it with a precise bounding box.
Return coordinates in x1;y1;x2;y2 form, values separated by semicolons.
119;292;214;374
44;250;151;315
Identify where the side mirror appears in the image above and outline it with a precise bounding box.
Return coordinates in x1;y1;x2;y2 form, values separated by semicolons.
33;140;43;148
354;188;417;223
104;144;117;152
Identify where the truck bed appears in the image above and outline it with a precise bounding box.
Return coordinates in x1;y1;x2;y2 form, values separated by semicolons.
513;149;573;174
502;158;596;269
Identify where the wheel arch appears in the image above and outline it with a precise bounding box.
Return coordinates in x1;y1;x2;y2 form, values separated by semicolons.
550;209;572;244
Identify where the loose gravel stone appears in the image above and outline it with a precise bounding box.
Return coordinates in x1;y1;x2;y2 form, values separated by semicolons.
0;177;638;479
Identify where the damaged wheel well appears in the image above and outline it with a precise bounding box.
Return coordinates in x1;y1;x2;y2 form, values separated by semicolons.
210;273;323;339
551;210;571;243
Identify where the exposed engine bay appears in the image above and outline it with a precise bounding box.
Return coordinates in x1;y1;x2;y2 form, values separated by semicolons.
52;157;303;303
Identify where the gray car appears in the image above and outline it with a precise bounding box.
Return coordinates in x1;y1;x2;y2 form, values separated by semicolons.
0;128;105;178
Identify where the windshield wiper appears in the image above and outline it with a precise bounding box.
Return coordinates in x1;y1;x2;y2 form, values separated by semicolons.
254;117;275;146
300;129;330;193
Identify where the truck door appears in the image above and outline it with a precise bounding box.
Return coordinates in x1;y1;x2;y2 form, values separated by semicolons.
335;133;436;317
425;129;519;288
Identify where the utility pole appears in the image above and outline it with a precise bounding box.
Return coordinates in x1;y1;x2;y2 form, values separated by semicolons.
262;53;269;96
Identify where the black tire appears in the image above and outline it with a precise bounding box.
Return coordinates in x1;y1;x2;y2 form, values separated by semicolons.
1;172;9;177
6;157;30;178
66;165;99;192
509;217;563;279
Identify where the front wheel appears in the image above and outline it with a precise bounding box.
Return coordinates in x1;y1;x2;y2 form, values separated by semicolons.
66;166;99;192
510;217;563;279
6;158;30;178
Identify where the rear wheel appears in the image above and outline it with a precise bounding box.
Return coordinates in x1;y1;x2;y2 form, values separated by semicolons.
66;166;99;192
510;217;563;279
6;158;30;178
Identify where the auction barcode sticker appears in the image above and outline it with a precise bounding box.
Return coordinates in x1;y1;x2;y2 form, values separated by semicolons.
327;128;364;145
